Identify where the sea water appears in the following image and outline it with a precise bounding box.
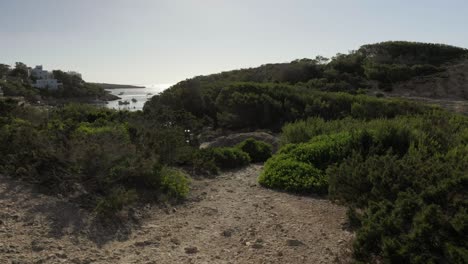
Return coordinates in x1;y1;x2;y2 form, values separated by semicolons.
105;84;172;111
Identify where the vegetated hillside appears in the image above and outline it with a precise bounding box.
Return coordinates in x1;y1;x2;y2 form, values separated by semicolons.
0;63;117;102
140;41;468;263
1;41;467;263
393;58;468;99
144;41;468;129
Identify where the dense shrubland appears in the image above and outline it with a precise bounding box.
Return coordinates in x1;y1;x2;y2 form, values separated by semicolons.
145;41;467;262
2;41;467;262
0;101;193;216
0;99;272;214
260;112;468;263
144;41;468;128
146;82;434;131
190;138;273;175
0;62;114;101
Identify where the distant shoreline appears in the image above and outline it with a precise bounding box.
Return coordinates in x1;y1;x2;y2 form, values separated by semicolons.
92;83;146;89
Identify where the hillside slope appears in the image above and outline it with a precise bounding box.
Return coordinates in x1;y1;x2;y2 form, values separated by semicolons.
392;59;468;100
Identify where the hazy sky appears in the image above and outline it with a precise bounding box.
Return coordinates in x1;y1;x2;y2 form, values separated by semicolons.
1;0;468;85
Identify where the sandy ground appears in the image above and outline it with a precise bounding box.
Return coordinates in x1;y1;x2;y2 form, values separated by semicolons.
0;165;354;264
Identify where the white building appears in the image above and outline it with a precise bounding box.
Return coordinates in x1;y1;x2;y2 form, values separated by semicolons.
34;79;62;90
31;65;52;80
31;65;62;90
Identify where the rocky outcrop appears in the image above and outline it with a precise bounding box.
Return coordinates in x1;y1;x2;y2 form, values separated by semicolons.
199;131;280;151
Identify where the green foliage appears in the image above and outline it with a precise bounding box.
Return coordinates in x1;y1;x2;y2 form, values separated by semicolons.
191;147;251;175
359;41;468;66
264;109;468;263
94;187;138;217
1;80;39;100
0;103;198;215
235;138;272;162
144;41;465;131
210;147;251;170
52;70;108;98
258;154;327;193
160;167;190;200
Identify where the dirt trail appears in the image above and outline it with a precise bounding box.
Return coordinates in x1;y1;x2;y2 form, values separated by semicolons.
0;165;353;264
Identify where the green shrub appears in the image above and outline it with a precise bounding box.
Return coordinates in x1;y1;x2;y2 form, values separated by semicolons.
192;149;220;175
236;138;272;162
259;154;327;193
94;187;138;216
285;132;354;170
210;147;251;170
191;147;250;174
160;167;190;200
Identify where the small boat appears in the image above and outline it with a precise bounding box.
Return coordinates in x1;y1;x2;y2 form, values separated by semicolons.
147;93;153;96
131;98;137;103
118;92;124;95
118;100;130;105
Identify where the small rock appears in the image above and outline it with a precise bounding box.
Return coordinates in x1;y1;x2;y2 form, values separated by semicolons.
31;240;45;252
286;239;305;247
184;246;198;254
222;229;233;237
134;240;157;247
56;251;67;259
251;243;263;249
170;238;180;245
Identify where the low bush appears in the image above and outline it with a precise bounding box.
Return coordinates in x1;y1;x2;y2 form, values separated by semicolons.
192;149;220;175
258;154;327;193
263;111;468;263
94;187;138;217
160;167;190;200
285;132;355;170
191;147;250;175
211;147;251;169
235;138;272;162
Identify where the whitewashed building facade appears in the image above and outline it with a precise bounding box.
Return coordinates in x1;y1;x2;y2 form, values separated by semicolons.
31;65;62;90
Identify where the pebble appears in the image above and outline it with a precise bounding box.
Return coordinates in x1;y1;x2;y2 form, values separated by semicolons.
286;239;305;247
222;229;233;237
184;246;198;254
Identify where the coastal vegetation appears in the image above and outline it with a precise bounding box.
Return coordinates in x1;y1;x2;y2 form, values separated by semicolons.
141;41;467;263
1;41;467;262
0;62;117;102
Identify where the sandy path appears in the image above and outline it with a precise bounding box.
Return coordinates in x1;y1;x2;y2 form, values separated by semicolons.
0;165;353;264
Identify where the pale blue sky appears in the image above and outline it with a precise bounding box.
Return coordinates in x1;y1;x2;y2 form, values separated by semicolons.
1;0;467;85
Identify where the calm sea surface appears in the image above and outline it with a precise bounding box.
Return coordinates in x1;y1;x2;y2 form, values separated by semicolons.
104;84;171;111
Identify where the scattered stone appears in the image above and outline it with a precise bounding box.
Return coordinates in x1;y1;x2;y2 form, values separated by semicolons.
134;240;157;247
31;240;45;252
170;238;180;245
185;246;198;254
56;251;67;259
222;229;233;237
286;239;305;247
251;243;263;249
